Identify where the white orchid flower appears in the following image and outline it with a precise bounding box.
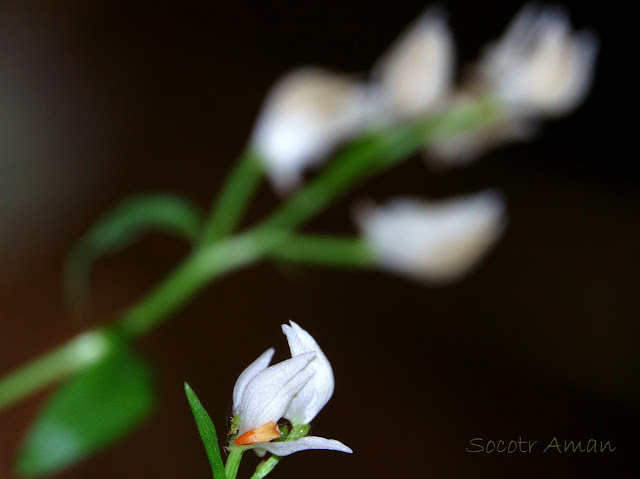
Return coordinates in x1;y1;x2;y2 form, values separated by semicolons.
478;4;598;117
231;323;352;456
372;8;454;120
355;190;506;283
251;67;371;193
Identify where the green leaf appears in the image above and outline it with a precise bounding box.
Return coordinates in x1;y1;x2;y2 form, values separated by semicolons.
184;383;227;479
64;194;204;305
15;346;155;477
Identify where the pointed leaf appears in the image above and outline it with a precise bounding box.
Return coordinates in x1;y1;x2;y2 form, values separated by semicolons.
64;194;203;305
15;346;155;477
184;383;226;479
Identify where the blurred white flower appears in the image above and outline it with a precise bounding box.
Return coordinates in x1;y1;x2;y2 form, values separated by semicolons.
478;4;598;117
355;190;506;283
232;323;352;456
251;68;370;192
425;93;538;167
372;8;454;120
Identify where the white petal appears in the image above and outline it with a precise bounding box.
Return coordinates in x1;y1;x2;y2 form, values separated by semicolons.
282;321;334;425
373;8;454;119
478;4;598;117
238;352;316;434
258;436;353;456
251;67;371;193
232;348;275;414
356;190;507;283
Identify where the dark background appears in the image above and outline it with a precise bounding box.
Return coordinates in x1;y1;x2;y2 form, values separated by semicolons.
1;1;638;478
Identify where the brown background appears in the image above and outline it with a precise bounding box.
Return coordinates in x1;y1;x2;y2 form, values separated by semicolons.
1;1;638;478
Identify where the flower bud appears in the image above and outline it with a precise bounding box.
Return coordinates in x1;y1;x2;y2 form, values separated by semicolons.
478;4;598;117
372;8;454;119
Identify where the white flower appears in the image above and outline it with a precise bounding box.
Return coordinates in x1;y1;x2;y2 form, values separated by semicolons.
478;4;598;117
355;190;506;283
372;8;454;120
251;67;370;192
231;323;352;456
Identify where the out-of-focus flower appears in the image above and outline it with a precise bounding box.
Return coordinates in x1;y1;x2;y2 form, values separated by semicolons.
372;9;454;120
231;323;352;457
355;190;506;283
478;4;598;117
425;93;538;167
251;68;370;192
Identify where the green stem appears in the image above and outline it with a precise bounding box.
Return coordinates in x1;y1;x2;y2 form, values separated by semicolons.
0;97;499;413
270;235;375;268
120;232;271;338
0;329;114;410
262;97;498;232
202;148;264;243
0;233;272;411
225;446;244;479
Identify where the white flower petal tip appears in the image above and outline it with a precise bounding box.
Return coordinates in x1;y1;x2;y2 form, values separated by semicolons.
232;348;275;414
478;4;599;117
356;190;507;283
373;8;455;119
259;436;353;456
281;321;335;426
251;67;371;193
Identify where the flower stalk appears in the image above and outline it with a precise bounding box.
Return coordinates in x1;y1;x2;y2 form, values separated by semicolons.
0;95;500;413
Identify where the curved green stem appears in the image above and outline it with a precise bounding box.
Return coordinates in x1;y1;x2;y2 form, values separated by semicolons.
202;148;264;243
0;96;500;413
0;233;272;411
270;235;375;268
0;330;114;410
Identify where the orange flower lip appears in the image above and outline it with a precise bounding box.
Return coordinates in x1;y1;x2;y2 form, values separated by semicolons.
234;421;281;446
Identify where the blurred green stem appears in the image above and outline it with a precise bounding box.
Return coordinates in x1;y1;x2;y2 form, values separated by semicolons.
0;330;114;410
0;96;499;413
119;232;276;338
202;148;264;243
262;96;499;232
269;235;375;268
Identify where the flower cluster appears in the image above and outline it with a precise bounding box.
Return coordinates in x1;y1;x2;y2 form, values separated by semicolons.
246;4;597;284
251;4;597;181
231;321;352;457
